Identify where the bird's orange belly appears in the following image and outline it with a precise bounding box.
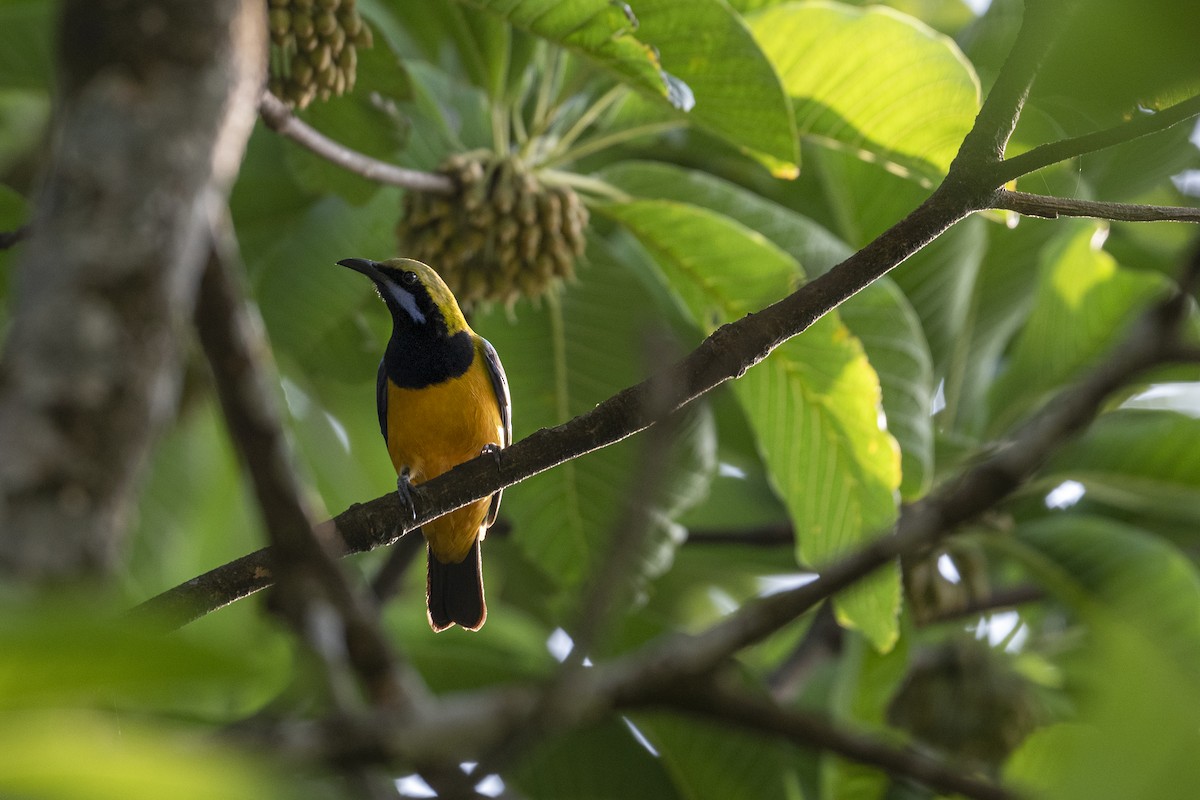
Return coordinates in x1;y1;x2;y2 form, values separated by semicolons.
385;368;504;564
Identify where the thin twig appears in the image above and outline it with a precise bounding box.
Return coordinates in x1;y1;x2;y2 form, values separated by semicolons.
995;93;1200;184
994;190;1200;223
258;91;454;194
656;677;1019;800
0;225;28;250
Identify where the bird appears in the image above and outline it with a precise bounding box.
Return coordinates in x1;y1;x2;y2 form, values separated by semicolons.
337;257;511;631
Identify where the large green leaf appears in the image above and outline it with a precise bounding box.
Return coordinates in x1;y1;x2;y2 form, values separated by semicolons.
635;711;803;800
987;224;1168;432
598;161;851;274
511;719;683;800
0;710;287;800
837;280;933;500
620;0;798;173
455;0;683;106
0;0;53;91
939;217;1059;439
1039;409;1200;527
1003;515;1200;799
602;198;901;651
823;629;911;800
749;0;980;179
472;237;715;591
599;162;932;499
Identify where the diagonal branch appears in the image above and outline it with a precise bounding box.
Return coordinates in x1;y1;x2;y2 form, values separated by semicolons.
649;677;1019;800
258;91;454;194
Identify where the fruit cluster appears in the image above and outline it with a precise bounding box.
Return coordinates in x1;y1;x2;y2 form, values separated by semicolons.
267;0;372;109
397;154;589;308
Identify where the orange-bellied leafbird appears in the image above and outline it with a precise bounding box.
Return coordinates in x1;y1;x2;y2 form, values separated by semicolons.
338;257;511;631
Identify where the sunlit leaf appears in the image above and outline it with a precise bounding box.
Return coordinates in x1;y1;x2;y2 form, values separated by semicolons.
1041;408;1200;532
987;224;1168;432
0;711;286;800
602;198;901;650
749;0;980;179
454;0;681;105
621;0;797;173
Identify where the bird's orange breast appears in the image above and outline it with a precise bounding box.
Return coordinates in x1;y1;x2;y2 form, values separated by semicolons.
385;352;504;564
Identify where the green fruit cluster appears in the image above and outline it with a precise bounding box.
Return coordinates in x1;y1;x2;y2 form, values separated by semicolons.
396;154;589;308
267;0;372;109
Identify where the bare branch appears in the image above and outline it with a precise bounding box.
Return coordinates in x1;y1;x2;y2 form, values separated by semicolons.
996;93;1200;185
994;190;1200;223
0;225;28;250
258;91;454;194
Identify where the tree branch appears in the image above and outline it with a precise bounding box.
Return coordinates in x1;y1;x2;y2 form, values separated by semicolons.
995;93;1200;184
258;91;454;194
994;190;1200;223
0;225;28;250
651;677;1019;800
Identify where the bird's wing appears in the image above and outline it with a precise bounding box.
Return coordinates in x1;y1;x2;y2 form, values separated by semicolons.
479;336;511;447
479;336;511;527
375;357;389;444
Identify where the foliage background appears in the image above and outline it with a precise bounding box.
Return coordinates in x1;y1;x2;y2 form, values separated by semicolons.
1;0;1200;798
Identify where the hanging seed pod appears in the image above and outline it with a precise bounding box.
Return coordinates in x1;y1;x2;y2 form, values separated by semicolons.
266;0;372;109
395;153;591;308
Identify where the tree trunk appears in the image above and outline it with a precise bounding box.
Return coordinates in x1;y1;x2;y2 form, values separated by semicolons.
0;0;265;578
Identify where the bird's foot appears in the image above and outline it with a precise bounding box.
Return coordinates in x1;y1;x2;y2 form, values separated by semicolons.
481;442;502;467
396;469;418;524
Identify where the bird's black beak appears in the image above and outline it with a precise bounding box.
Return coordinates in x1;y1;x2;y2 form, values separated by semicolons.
337;258;386;281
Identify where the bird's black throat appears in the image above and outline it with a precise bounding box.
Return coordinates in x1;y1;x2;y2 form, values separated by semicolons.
383;327;474;388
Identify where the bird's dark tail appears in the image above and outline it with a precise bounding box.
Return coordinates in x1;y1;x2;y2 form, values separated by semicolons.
426;539;486;632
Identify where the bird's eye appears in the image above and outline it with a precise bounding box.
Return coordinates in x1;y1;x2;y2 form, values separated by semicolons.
400;271;419;287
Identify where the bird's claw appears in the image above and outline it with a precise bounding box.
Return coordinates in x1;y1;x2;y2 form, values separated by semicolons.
481;442;502;467
396;469;418;524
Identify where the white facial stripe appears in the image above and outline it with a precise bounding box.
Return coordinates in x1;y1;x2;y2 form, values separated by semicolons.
383;282;426;325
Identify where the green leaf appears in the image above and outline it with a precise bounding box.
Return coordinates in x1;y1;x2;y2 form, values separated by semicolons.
636;711;804;800
0;594;263;712
0;0;54;91
1032;0;1200;123
0;710;287;800
838;280;933;500
455;0;681;106
622;0;798;174
824;629;912;800
601;199;901;650
886;214;987;376
472;237;715;590
1012;514;1200;674
598;160;852;274
511;719;683;800
749;0;980;179
987;225;1169;432
1040;409;1200;528
939;217;1058;438
1003;515;1200;799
